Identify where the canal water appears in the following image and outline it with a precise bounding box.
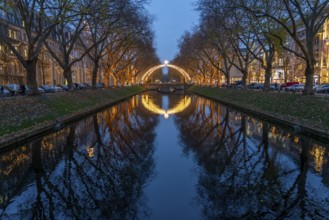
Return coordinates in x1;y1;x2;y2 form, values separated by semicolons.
0;92;329;219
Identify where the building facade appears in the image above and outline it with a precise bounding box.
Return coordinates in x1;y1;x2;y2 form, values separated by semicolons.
0;9;104;86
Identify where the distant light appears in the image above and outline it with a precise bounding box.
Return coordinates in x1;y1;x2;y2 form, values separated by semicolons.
164;60;169;65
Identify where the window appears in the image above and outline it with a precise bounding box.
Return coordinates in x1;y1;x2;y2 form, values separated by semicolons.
24;49;27;57
9;29;12;38
279;58;283;66
13;31;16;39
298;31;305;38
315;48;319;58
7;13;14;23
315;37;320;46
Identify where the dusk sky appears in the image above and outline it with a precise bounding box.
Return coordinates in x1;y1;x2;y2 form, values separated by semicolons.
146;0;199;63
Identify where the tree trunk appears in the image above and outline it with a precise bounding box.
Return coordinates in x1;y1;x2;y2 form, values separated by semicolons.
105;72;110;89
226;76;230;87
63;66;74;90
113;76;117;87
303;63;314;95
210;75;215;87
121;75;125;87
92;61;99;89
26;59;39;95
263;63;272;92
242;71;248;88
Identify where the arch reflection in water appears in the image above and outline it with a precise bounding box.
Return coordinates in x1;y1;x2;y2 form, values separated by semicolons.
141;94;191;119
0;96;158;219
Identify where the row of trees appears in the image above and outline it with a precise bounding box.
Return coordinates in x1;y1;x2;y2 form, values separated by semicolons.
0;0;160;94
174;0;329;95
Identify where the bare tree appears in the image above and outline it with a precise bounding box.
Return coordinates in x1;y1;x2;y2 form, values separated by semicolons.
241;0;329;94
199;17;235;86
44;0;102;89
83;0;131;89
0;0;68;94
133;43;160;84
102;33;132;87
245;15;284;91
101;13;156;87
175;31;213;85
197;0;257;87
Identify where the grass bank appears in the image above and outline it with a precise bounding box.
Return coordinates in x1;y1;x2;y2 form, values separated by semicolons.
0;86;144;145
189;86;329;139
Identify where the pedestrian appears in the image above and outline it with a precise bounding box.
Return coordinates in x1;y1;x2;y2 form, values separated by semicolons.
20;84;26;95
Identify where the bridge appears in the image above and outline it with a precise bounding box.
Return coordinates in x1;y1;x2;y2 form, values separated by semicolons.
139;61;192;83
143;83;193;92
137;61;194;92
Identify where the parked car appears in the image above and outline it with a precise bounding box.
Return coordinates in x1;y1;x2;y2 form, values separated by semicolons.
82;83;92;89
247;83;258;89
96;82;105;88
59;84;69;91
248;83;264;90
286;84;304;92
0;85;10;97
312;84;319;91
233;80;244;89
6;83;20;95
50;85;63;92
38;87;45;94
280;82;299;90
315;84;329;93
74;83;84;90
270;83;279;90
41;85;55;93
24;85;45;94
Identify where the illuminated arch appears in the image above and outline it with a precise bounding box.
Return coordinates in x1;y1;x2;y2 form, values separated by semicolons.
141;64;192;82
142;95;192;119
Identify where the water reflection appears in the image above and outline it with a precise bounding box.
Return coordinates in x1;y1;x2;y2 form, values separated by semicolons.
141;94;191;119
175;97;329;219
0;93;329;219
0;97;158;219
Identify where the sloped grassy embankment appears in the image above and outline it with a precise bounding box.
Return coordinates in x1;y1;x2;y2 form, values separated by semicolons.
0;86;144;145
189;86;329;140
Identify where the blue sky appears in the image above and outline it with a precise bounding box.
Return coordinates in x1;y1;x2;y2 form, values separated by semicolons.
146;0;199;63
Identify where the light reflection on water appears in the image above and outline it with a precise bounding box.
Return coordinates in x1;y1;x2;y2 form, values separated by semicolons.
0;92;328;219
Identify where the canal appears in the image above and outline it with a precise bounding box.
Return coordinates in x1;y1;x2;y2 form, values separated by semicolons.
0;92;328;219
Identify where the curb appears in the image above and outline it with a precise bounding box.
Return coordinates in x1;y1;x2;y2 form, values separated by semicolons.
191;90;329;143
0;89;145;151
